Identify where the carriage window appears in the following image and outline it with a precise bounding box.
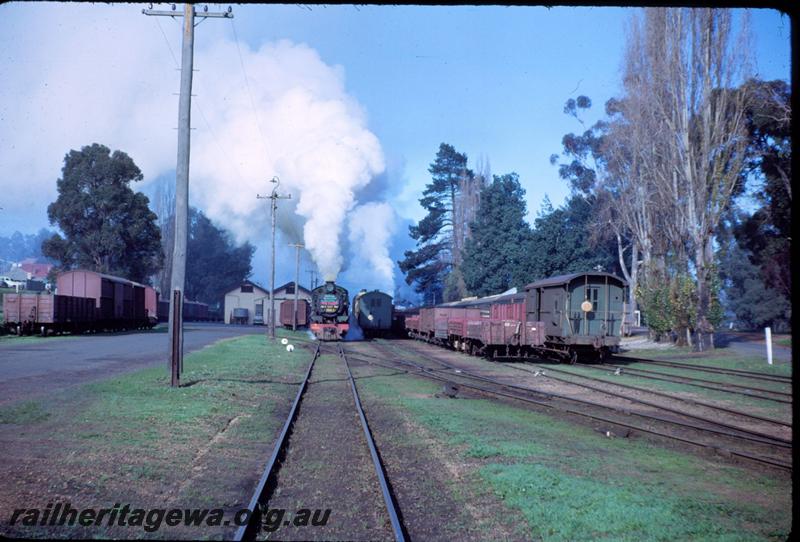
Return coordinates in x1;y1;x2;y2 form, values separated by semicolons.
587;287;599;311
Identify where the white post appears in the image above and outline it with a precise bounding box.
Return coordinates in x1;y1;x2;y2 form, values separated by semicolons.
765;327;773;365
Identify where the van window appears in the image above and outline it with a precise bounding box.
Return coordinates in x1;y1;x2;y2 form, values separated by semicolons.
587;287;599;311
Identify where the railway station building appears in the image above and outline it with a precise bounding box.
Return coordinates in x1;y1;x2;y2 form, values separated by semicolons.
223;280;311;326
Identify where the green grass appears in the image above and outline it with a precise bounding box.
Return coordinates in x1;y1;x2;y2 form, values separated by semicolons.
5;328;311;489
527;364;791;420
0;400;50;424
617;348;792;379
358;365;792;541
776;337;791;348
73;329;310;449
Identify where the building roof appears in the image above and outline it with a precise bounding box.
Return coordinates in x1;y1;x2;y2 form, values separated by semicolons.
19;262;53;279
6;267;29;281
274;281;312;295
223;279;270;296
525;272;626;290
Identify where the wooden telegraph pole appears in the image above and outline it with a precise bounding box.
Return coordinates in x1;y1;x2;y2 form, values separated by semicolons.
143;3;233;386
257;178;291;340
288;243;304;330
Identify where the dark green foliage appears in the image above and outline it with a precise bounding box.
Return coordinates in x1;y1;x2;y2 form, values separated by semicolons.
184;208;254;305
519;195;620;284
718;231;790;332
42;143;162;283
713;79;792;332
399;242;447;305
399;143;470;303
462;174;530;297
736;79;791;301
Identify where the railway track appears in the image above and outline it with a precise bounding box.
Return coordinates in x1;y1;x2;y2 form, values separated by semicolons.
363;340;791;472
504;362;792;431
580;363;792;404
612;355;793;385
234;341;405;541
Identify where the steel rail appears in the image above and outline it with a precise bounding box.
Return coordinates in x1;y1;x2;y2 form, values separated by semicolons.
592;363;793;402
509;363;792;429
234;342;321;542
421;349;792;448
360;343;792;471
338;344;406;542
612;355;793;384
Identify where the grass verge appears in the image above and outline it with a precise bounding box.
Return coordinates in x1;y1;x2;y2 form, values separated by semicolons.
357;360;792;541
617;348;791;379
0;329;311;539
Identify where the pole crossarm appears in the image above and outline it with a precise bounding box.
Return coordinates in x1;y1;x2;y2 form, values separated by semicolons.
143;8;233;18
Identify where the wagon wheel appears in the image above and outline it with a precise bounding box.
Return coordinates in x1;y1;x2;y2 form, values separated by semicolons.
568;350;578;365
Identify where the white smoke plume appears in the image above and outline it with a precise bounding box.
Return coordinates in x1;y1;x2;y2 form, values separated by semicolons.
346;202;397;293
189;39;385;280
0;5;388;285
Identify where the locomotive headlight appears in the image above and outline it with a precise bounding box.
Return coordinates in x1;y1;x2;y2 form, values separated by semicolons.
368;314;374;321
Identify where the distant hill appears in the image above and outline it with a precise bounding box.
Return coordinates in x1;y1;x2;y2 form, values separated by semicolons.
0;229;57;269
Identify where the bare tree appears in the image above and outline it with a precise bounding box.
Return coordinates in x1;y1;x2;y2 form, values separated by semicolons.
633;8;752;350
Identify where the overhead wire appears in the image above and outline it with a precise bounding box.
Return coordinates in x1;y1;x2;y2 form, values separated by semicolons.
229;16;273;170
151;13;249;187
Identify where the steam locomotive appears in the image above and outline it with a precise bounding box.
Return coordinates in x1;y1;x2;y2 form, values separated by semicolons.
352;289;393;338
309;281;349;340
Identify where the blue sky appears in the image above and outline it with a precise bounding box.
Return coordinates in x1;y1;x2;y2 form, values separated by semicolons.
0;4;791;297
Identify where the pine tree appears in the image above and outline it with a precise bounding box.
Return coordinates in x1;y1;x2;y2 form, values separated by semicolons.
399;143;475;303
461;174;530;297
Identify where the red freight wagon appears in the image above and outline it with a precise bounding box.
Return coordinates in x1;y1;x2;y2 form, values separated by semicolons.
57;270;154;330
419;307;436;339
447;307;482;338
491;297;526;322
433;307;455;339
144;287;157;324
280;299;309;327
404;314;420;336
2;293;96;335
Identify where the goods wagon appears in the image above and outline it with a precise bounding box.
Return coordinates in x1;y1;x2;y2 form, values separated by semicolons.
391;306;417;336
3;269;159;335
2;293;95;336
405;271;625;362
310;281;349;341
352;290;393;338
157;298;210;322
280;298;310;328
57;270;157;329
